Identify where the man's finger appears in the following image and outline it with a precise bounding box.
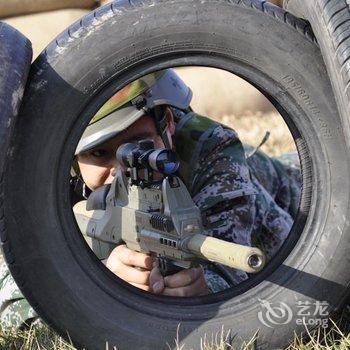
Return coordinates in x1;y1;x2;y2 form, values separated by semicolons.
149;266;165;294
129;282;151;292
164;267;202;288
162;274;210;297
108;263;151;285
114;245;154;269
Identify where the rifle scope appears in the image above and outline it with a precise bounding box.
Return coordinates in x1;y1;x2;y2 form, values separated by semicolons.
116;139;179;175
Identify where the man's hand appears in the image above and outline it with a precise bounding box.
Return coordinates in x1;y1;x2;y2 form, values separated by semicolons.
106;244;210;296
106;244;154;291
149;264;210;296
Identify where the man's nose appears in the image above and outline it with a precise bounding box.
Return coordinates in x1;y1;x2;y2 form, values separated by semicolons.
110;167;117;177
109;162;127;177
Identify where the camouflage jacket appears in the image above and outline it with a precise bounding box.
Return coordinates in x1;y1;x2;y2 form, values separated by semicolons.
0;112;301;329
175;113;300;291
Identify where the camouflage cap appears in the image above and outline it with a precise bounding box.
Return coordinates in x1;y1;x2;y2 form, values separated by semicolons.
76;69;192;154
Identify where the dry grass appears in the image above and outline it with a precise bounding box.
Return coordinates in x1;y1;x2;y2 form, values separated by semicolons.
0;325;74;350
1;311;349;350
214;111;295;156
287;311;350;350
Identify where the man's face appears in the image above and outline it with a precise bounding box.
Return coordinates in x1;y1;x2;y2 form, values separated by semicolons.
77;114;169;191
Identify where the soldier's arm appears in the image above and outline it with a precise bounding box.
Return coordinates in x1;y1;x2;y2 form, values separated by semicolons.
188;125;259;288
250;178;294;260
191;124;296;277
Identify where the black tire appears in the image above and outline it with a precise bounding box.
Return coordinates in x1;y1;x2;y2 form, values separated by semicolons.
284;0;350;153
0;22;32;173
1;1;349;349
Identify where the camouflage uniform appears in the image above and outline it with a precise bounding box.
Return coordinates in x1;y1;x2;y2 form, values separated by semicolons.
0;261;39;329
0;112;301;328
175;112;301;291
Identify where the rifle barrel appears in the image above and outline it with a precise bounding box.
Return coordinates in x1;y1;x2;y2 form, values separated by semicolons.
185;234;266;273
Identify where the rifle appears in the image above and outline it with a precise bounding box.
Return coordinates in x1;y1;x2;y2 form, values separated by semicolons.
73;139;266;276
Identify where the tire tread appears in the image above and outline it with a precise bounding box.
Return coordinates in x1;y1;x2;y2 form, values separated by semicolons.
315;1;350;93
0;22;32;279
36;0;316;68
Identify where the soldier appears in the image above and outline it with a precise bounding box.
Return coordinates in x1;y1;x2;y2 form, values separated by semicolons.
0;69;301;329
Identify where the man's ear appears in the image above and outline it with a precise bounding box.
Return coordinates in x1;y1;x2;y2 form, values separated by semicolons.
165;107;176;136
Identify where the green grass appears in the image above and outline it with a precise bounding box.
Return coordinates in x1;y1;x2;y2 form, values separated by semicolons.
0;307;349;350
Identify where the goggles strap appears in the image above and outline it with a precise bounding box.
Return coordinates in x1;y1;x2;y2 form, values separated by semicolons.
153;106;172;149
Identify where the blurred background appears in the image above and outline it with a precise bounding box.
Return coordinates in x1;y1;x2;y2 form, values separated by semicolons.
1;0;293;156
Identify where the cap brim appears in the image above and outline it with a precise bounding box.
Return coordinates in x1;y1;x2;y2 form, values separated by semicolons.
75;106;145;154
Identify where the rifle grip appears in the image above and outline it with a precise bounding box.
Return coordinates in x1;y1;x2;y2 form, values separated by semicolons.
156;257;184;276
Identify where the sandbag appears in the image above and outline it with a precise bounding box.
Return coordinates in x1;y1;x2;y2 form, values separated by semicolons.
0;0;97;18
269;0;282;6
